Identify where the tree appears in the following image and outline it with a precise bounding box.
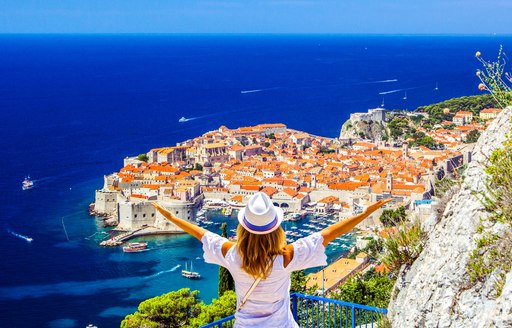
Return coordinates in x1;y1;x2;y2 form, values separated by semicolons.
416;94;499;125
331;271;395;308
442;123;456;130
194;163;203;171
190;291;237;327
464;130;481;144
218;223;235;297
267;133;275;139
137;153;149;162
120;288;202;328
379;206;407;227
409;135;437;149
290;270;309;293
361;238;385;262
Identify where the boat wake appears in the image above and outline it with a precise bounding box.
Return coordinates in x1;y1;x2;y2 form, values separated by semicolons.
374;79;398;83
379;88;404;95
178;116;197;123
144;265;181;280
240;87;279;94
8;230;33;243
178;108;246;124
84;231;109;240
240;89;262;94
32;176;52;183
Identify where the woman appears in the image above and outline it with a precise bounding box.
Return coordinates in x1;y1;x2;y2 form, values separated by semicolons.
153;192;391;327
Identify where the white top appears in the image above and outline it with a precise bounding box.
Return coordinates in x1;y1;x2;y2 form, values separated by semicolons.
202;231;327;328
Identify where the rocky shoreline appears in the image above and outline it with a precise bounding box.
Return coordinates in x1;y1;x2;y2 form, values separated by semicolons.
88;203;118;227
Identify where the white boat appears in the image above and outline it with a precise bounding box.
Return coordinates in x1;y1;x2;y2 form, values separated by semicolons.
435;82;439;90
22;176;34;190
182;262;201;279
179;117;188;123
290;211;307;221
123;242;148;253
403;91;407;100
9;230;33;242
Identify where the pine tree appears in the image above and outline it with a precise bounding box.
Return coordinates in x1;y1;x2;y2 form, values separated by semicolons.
218;223;235;297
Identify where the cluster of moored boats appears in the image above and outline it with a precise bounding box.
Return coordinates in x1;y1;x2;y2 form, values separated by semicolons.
117;210;353;284
283;215;352;248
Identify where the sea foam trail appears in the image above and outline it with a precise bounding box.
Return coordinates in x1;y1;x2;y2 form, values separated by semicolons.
32;176;53;183
374;79;398;83
8;230;33;243
379;89;404;95
178;108;249;123
84;231;108;240
240;89;262;94
144;265;181;280
240;87;279;94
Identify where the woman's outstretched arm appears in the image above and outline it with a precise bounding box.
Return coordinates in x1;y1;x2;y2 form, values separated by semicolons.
152;202;209;241
320;199;392;247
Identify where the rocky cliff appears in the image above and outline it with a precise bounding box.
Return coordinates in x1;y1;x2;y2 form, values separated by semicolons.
339;119;387;141
388;106;512;327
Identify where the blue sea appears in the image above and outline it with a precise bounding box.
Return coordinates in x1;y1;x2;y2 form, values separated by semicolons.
0;34;510;327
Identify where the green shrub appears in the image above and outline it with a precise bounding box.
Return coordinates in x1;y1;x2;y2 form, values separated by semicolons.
383;220;426;273
137;153;149;162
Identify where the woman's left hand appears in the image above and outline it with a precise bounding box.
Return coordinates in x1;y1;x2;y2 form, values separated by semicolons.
365;198;393;214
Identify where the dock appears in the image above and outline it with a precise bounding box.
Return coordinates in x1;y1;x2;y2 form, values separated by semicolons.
99;227;184;247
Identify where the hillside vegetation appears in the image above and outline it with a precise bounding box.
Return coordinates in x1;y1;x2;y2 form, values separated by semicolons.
415;94;498;125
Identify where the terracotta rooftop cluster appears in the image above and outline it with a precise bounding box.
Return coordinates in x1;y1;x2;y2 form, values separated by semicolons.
112;123;464;199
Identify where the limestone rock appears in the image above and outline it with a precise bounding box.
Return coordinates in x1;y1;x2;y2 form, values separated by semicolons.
339;119;387;141
388;106;512;327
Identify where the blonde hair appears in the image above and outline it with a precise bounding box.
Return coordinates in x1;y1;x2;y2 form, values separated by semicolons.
236;224;286;279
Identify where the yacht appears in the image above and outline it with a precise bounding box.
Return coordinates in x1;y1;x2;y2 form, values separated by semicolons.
179;117;188;123
22;176;34;190
182;262;201;279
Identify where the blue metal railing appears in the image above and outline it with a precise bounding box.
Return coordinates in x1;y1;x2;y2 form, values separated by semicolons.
201;293;387;328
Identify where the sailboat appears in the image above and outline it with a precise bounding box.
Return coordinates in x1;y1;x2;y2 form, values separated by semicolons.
182;261;201;279
403;91;407;100
435;82;439;91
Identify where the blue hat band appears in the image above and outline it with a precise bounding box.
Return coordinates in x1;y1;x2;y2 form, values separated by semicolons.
243;215;278;232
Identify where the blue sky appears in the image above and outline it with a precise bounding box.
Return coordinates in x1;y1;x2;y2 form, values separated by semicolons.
1;0;511;34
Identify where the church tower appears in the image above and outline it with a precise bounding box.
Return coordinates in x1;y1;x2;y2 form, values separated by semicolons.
386;171;393;191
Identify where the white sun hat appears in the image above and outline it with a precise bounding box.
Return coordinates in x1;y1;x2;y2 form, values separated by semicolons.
238;192;284;235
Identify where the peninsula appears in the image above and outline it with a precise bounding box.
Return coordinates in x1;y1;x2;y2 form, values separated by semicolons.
92;101;501;245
